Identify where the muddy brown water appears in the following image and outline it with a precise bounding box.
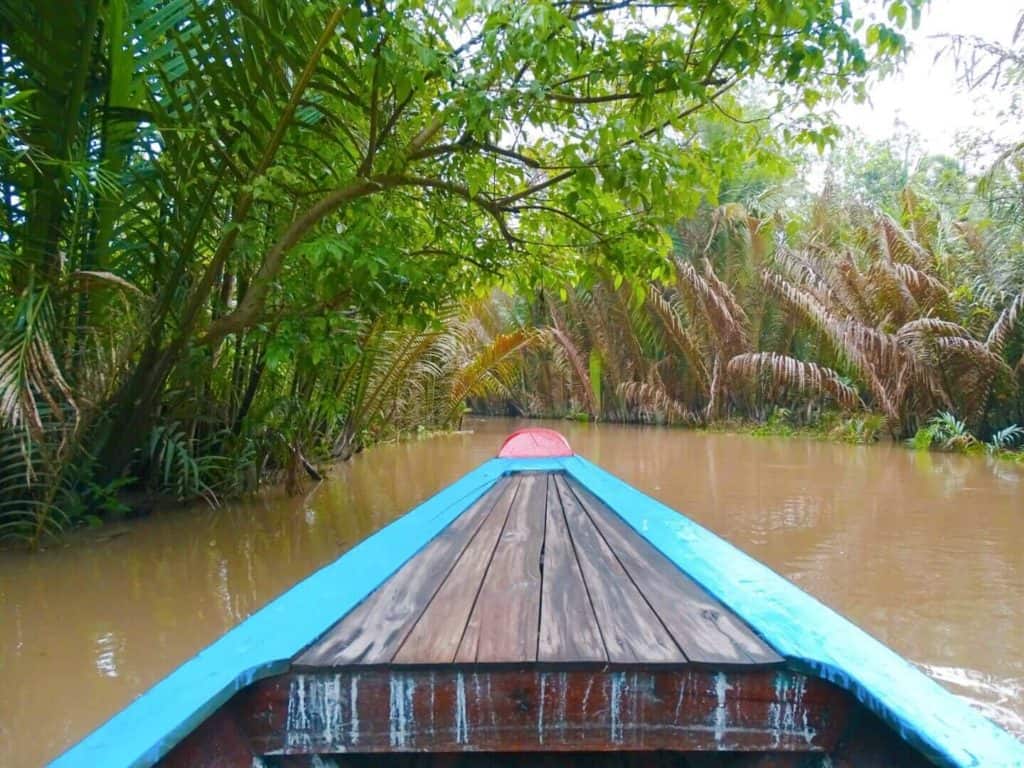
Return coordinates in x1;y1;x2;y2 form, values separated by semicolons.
1;417;1022;766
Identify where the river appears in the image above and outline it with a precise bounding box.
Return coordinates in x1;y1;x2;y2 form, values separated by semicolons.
1;417;1022;765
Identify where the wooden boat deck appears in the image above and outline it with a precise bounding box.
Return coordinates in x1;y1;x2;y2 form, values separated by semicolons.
297;472;781;668
154;461;940;766
58;431;1024;767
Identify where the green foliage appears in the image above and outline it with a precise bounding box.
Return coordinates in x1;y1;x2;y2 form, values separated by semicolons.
829;413;887;444
483;177;1024;444
750;408;796;437
987;424;1024;452
588;350;604;417
0;0;930;541
144;423;219;503
910;412;978;451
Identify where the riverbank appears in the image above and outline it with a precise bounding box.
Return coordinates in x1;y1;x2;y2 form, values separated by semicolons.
10;410;1018;553
497;408;1024;462
702;411;1024;464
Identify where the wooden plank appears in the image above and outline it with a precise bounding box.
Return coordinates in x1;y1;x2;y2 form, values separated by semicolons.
538;474;606;662
556;476;685;664
567;477;782;666
268;755;706;768
296;479;510;667
561;456;1024;767
53;459;514;768
456;472;547;663
236;668;851;756
394;477;522;664
159;706;255;768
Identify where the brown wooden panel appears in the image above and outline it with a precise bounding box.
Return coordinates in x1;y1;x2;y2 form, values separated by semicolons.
456;473;547;663
236;668;850;756
160;705;255;768
557;477;685;664
394;477;522;664
566;478;782;666
538;475;606;663
296;479;510;667
267;753;713;767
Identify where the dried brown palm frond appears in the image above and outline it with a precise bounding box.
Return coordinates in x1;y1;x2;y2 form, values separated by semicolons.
934;336;1009;372
927;337;1012;428
544;326;598;418
763;270;899;419
0;289;78;445
0;288;83;546
572;285;630;392
617;379;702;425
875;213;931;269
597;278;648;384
866;260;919;328
891;263;952;315
832;255;877;324
674;258;749;352
772;247;837;304
892;318;1007;429
702;257;751;333
986;289;1024;357
896;320;976;381
726;352;861;411
896;318;973;348
330;322;444;459
644;283;710;392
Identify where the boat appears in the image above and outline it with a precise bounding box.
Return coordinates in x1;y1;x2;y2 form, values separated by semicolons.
51;428;1024;767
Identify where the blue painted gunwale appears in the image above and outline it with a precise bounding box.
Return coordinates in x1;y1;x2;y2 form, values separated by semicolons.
52;454;1024;768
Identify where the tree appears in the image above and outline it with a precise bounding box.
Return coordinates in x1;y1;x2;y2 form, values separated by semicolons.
0;0;923;505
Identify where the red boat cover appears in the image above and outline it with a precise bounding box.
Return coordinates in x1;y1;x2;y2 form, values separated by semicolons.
497;428;573;458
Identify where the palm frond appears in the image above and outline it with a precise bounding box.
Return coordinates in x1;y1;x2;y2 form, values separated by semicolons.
545;326;598;418
444;329;536;425
986;289;1024;357
644;283;710;392
727;352;860;410
675;258;750;352
0;288;78;441
617;379;701;425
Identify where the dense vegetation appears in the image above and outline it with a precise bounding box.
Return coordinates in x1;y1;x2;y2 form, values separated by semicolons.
479;168;1024;443
3;0;1021;547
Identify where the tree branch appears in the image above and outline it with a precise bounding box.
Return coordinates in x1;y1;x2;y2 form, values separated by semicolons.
201;178;381;345
357;37;386;176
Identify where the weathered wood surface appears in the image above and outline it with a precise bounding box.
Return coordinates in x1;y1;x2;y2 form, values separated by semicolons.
158;668;932;768
233;668;847;755
295;482;507;666
538;476;605;662
565;477;779;665
462;472;547;662
394;477;520;664
556;476;685;664
298;471;781;667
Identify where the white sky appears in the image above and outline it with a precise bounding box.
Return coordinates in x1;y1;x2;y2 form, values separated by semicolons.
835;0;1022;157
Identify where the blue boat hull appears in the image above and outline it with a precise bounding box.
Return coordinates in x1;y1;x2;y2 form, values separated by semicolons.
51;450;1024;768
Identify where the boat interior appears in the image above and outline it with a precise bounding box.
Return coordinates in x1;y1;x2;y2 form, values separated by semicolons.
159;470;937;767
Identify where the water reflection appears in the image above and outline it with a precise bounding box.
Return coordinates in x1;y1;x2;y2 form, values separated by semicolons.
94;632;123;679
0;418;1021;766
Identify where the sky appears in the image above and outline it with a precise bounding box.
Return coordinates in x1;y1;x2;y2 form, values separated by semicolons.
836;0;1022;157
